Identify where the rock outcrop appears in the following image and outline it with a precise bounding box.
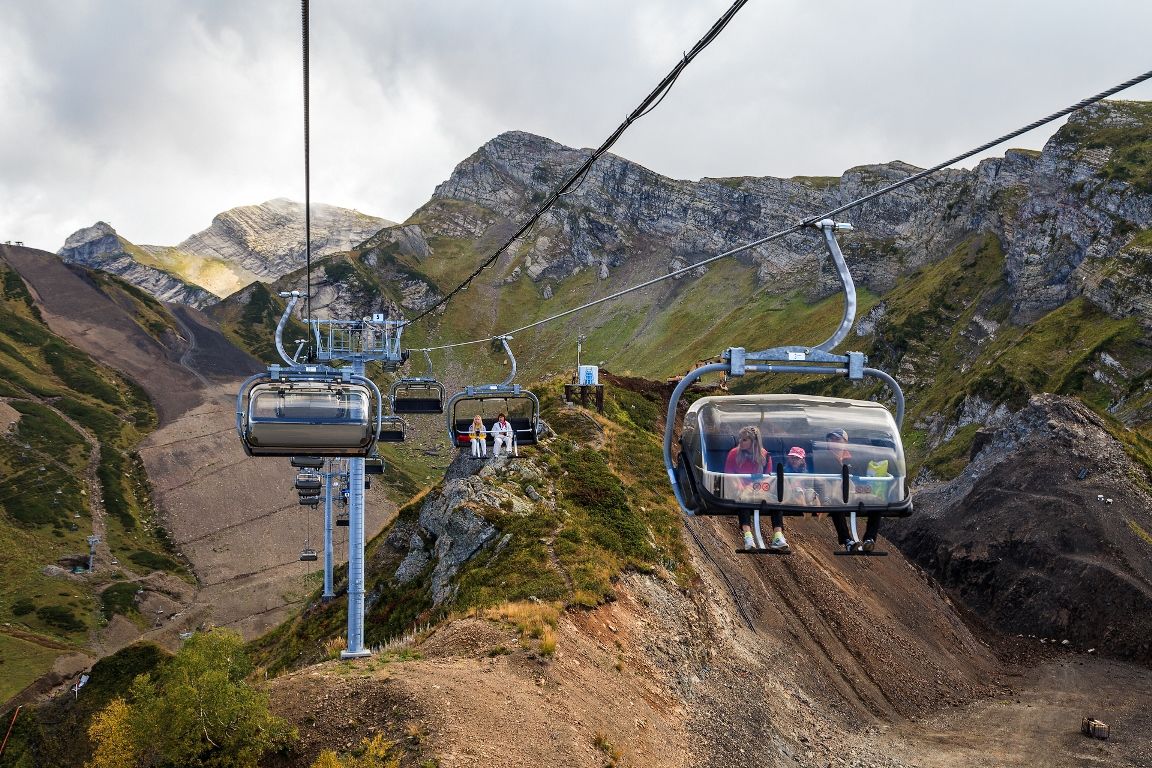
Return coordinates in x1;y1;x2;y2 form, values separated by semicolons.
408;101;1152;324
887;394;1152;664
58;222;217;308
175;198;390;283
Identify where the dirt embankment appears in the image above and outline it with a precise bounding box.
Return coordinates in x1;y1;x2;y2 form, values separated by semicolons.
887;394;1152;666
0;244;203;424
263;514;1152;768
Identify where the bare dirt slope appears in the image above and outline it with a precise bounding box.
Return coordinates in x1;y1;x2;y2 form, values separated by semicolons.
888;395;1152;665
0;244;201;423
136;382;400;641
264;518;1152;768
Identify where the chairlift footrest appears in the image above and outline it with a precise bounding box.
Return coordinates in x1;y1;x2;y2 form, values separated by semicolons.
735;547;792;555
834;550;888;556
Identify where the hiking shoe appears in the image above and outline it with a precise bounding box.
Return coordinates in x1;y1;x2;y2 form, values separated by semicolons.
769;533;791;553
844;539;861;553
742;532;756;549
862;539;876;553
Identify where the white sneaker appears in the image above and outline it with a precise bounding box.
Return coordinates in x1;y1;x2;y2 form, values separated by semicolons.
862;539;876;553
742;532;756;549
770;533;790;552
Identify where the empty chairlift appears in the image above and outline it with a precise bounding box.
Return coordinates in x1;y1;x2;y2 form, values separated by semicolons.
294;471;322;492
237;366;384;458
390;350;445;414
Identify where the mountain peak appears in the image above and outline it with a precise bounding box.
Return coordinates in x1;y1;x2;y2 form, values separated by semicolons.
61;221;119;250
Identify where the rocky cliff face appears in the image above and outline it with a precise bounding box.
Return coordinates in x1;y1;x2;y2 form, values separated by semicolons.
175;198;390;284
887;394;1152;664
404;101;1152;324
59;199;393;305
58;222;217;308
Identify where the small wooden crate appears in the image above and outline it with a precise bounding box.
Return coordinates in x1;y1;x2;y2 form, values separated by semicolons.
1081;717;1110;740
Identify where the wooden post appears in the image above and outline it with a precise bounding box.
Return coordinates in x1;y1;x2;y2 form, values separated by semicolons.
564;384;605;414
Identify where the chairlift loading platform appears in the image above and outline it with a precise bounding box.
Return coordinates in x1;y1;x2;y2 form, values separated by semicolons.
663;220;913;554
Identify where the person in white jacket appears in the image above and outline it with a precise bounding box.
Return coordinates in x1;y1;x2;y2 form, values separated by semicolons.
491;412;515;457
468;414;487;458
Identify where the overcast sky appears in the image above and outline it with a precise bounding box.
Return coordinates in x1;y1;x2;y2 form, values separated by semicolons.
2;0;1150;251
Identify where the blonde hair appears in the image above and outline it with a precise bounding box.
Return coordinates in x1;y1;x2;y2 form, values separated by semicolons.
737;425;766;464
472;415;484;427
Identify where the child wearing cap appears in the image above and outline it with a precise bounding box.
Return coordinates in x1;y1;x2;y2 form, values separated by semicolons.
783;445;818;506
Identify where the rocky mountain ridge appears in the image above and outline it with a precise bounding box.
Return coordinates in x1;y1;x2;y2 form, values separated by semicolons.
375;101;1151;331
58;198;393;305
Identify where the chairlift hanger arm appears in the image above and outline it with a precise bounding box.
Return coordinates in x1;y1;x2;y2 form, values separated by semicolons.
275;291;303;366
494;336;517;387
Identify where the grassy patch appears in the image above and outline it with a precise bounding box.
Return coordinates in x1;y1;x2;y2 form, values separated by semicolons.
0;633;66;703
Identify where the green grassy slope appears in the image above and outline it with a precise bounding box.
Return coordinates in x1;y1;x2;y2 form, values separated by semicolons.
0;263;181;692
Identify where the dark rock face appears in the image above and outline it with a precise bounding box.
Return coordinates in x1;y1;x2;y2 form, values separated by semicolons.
888;395;1152;664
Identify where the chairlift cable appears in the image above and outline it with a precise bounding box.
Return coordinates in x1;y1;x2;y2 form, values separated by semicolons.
302;0;313;323
408;69;1152;355
400;0;751;330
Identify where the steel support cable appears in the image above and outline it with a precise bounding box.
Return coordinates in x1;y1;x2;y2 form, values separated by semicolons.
302;0;313;322
410;68;1152;355
401;0;750;330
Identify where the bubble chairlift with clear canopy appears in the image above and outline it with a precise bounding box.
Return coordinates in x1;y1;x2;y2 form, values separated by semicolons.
236;292;385;458
390;349;445;414
663;220;913;552
445;336;542;451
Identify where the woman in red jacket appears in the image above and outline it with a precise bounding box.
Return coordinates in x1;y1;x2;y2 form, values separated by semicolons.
724;426;788;552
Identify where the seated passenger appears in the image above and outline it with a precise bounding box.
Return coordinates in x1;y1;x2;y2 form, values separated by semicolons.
782;446;818;505
469;415;487;458
820;428;881;553
491;412;514;457
725;426;788;552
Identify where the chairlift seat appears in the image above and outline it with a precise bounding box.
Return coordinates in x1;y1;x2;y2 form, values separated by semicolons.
447;390;542;449
676;394;910;518
391;379;445;414
299;548;319;561
240;379;380;458
378;416;406;443
294;472;322;491
290;456;325;469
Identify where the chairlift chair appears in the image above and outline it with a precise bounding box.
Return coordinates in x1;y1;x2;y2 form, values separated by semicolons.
378;414;406;443
663;220;913;551
444;336;542;449
365;457;385;475
294;471;322;492
237;366;384;458
336;511;350;527
290;456;325;469
299;495;321;507
675;393;910;517
390;349;445;414
299;546;319;562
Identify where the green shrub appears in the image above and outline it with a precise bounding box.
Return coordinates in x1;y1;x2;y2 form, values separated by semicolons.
101;582;140;619
11;597;35;616
36;605;85;632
